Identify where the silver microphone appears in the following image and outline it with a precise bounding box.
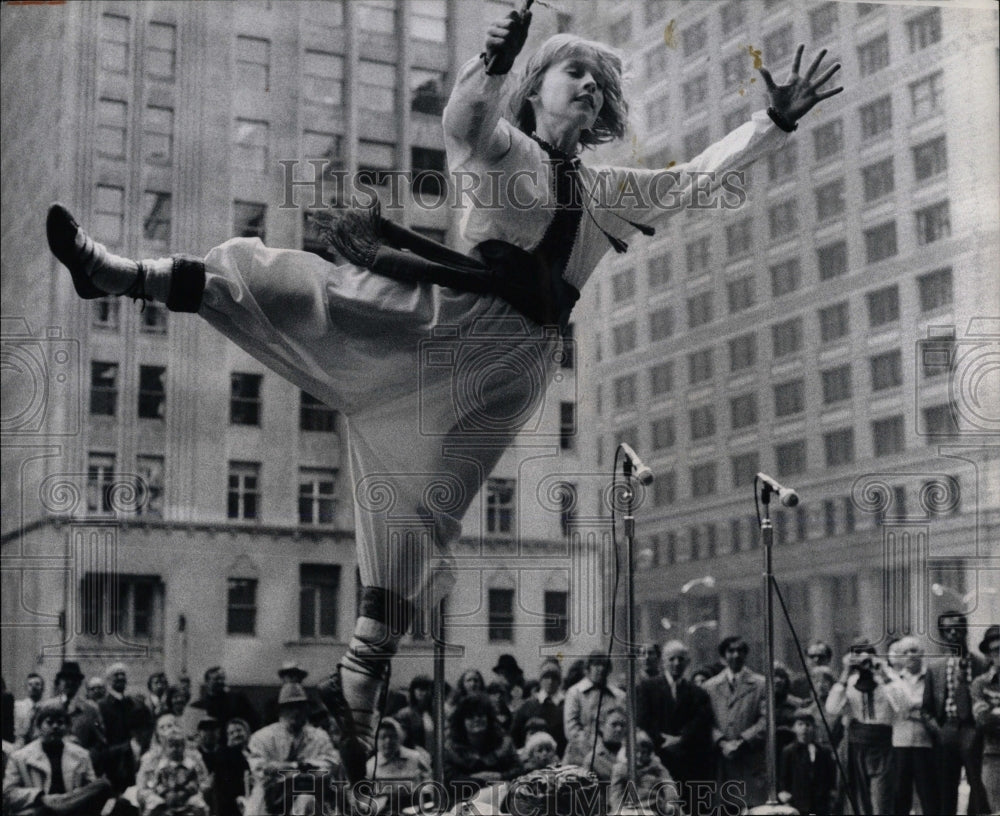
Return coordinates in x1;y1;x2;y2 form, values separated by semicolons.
620;443;654;486
756;472;799;507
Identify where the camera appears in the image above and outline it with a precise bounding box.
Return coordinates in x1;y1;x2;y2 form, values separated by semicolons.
1;319;81;435
418;316;576;438
916;319;1000;435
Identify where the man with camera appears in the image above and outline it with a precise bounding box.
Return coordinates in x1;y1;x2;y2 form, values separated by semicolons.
825;639;894;815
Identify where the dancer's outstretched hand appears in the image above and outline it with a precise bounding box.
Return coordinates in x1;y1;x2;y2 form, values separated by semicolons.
484;8;533;75
760;44;843;126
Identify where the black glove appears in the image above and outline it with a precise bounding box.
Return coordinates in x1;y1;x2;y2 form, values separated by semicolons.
483;9;533;76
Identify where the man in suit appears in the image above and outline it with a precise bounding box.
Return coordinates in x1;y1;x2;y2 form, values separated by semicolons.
98;662;141;794
12;674;45;749
703;635;768;812
922;610;990;815
42;662;106;772
511;660;566;754
636;639;714;812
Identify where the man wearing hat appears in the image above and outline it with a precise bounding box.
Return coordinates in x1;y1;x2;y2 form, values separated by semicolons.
563;651;624;750
187;666;259;739
12;674;45;749
492;654;525;693
511;661;567;754
972;625;1000;813
40;662;106;769
777;709;836;816
2;699;113;814
245;683;340;815
264;663;311;724
99;662;142;794
703;635;768;810
922;611;991;815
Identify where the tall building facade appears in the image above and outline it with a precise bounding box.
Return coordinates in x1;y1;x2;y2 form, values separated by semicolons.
1;0;607;697
571;0;1000;669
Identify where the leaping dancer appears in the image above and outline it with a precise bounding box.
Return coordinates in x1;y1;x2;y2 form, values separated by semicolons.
45;4;841;795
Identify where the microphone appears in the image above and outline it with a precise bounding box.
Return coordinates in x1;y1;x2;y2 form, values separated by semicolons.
756;472;799;507
619;443;654;486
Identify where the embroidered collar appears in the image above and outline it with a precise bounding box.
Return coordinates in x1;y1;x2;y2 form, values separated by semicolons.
531;133;580;165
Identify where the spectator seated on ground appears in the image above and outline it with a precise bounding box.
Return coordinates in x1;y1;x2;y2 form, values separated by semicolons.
518;732;559;772
562;704;627;784
2;700;113;816
365;717;431;811
609;730;679;814
141;732;209;816
134;714;210;814
444;692;523;800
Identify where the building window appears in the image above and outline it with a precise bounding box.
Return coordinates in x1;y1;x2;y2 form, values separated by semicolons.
303;49;345;108
358;0;396;33
681;20;707;56
724;104;752;134
226;577;257;635
767;143;798;182
687;348;714;385
824;428;855;467
809;3;838;40
864;222;898;263
860;96;892;140
770;259;801;298
682;74;708;111
80;574;162;641
647;252;671;289
299;468;336;525
912;135;947;181
300;391;337;432
138;365;166;420
819;302;849;343
301;131;344;184
145;21;176;79
722;53;746;91
651;416;675;450
561;325;575;370
775;440;806;476
87;452;117;513
814;179;845;221
234;118;269;173
95;184;125;245
857;3;880;17
720;1;745;35
609;15;632;46
357;140;396;186
613;374;637;410
100;13;130;74
918;268;953;312
730;393;758;429
236;35;270;92
873;415;905;457
729;332;757;372
542;590;569;643
488;587;515;642
817;241;848;281
857;34;890;77
821;364;853;404
559;402;575;450
685;236;711;277
764;24;794;64
727;275;755;313
725;218;753;258
615;426;638;453
611;270;635;303
93;298;120;331
862;158;894;202
920;335;955;379
143;105;173;165
486;478;515;534
411;147;446;200
768;200;798;239
771;317;803;358
731;451;759;488
690;405;716;440
690;462;717;497
90;362;119;416
230;373;262;426
654;471;677;507
135;455;164;517
234;201;266;240
907;9;941;52
774;379;804;417
409;0;446;41
649;306;674;342
612;322;637;355
923;402;959;438
97;98;127;159
915;201;951;245
359;59;398;113
650;361;674;396
645;47;670;82
686;291;713;329
227;461;260;521
299;563;340;638
410;67;446;116
867;285;900;328
870;349;902;391
910;72;943;118
813;119;843;161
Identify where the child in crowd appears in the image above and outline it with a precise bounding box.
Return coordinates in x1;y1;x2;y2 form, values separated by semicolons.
778;710;836;816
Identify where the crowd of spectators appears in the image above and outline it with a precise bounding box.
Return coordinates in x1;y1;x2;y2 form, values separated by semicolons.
3;612;998;815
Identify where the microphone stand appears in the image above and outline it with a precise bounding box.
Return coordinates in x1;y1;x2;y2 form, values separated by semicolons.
622;459;638;795
748;482;798;814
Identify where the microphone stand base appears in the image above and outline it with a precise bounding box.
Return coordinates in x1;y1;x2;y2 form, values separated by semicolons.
746;804;799;815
